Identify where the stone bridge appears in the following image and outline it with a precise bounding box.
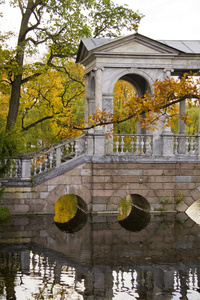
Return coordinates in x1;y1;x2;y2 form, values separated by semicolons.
1;33;200;215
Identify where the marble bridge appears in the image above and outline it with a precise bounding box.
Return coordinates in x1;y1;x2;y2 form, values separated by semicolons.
1;33;200;215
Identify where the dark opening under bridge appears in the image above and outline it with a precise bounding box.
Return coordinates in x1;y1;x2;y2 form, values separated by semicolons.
1;33;200;215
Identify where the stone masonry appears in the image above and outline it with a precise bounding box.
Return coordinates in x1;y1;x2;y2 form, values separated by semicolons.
1;159;200;214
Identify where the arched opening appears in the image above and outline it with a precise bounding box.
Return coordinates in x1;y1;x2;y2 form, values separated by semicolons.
113;80;137;135
118;194;150;232
54;194;88;233
112;74;152;154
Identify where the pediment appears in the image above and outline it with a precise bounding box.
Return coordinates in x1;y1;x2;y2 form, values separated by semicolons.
76;33;181;63
94;34;181;55
105;39;168;54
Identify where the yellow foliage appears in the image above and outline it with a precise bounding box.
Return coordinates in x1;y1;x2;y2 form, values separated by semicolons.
54;194;77;223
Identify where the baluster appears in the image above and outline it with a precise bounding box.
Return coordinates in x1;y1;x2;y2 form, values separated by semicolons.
9;160;13;178
44;157;48;171
189;137;193;155
14;159;18;178
135;136;139;154
146;136;151;154
49;151;53;169
121;136;124;153
140;136;144;154
130;136;134;153
74;140;78;156
174;136;178;155
185;137;189;155
66;143;69;155
195;137;199;155
71;141;75;154
38;157;43;173
115;136;119;153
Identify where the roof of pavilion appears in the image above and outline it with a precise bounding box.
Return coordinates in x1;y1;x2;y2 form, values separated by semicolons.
76;33;200;63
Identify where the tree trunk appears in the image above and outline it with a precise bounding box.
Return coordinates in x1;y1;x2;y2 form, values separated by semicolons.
6;74;22;130
6;0;33;130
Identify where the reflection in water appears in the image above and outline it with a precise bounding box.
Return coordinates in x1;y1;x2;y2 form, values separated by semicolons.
118;206;150;232
54;194;88;233
0;213;200;299
118;194;150;232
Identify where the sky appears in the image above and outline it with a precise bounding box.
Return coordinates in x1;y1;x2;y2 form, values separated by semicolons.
115;0;200;40
0;0;200;46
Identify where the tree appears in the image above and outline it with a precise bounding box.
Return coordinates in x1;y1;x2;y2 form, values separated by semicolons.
0;0;143;131
19;60;85;149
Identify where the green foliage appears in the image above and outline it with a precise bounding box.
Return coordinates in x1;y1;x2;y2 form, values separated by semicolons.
174;190;184;207
0;206;11;222
186;105;199;134
158;196;172;211
171;104;199;134
0;128;25;176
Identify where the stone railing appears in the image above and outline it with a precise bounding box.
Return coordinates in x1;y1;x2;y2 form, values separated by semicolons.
161;133;200;156
111;134;153;155
1;132;200;182
173;134;199;155
2;135;86;180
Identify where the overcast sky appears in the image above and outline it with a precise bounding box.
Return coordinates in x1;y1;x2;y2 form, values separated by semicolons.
1;0;200;45
115;0;200;40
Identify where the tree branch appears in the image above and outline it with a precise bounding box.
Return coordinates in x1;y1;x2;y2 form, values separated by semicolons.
22;115;54;131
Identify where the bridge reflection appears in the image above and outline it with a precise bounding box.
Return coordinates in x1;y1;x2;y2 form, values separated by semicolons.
0;213;200;299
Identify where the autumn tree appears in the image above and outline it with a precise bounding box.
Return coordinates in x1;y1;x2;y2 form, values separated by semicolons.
80;74;200;133
0;0;143;131
20;60;85;149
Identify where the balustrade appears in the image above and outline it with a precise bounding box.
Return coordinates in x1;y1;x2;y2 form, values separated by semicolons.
112;134;153;155
1;133;200;181
173;135;199;156
2;158;22;179
31;138;82;176
1;136;85;180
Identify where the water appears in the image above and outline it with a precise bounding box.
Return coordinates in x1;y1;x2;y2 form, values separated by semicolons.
0;212;200;300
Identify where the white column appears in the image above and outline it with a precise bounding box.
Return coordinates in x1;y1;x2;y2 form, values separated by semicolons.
179;100;186;134
94;68;103;110
84;74;89;122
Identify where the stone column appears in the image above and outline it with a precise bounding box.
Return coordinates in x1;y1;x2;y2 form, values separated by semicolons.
178;100;186;154
84;74;89;122
179;100;186;134
103;93;114;154
153;68;174;157
93;68;105;154
94;67;103;110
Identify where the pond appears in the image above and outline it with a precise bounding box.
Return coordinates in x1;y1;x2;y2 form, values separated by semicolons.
0;211;200;300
